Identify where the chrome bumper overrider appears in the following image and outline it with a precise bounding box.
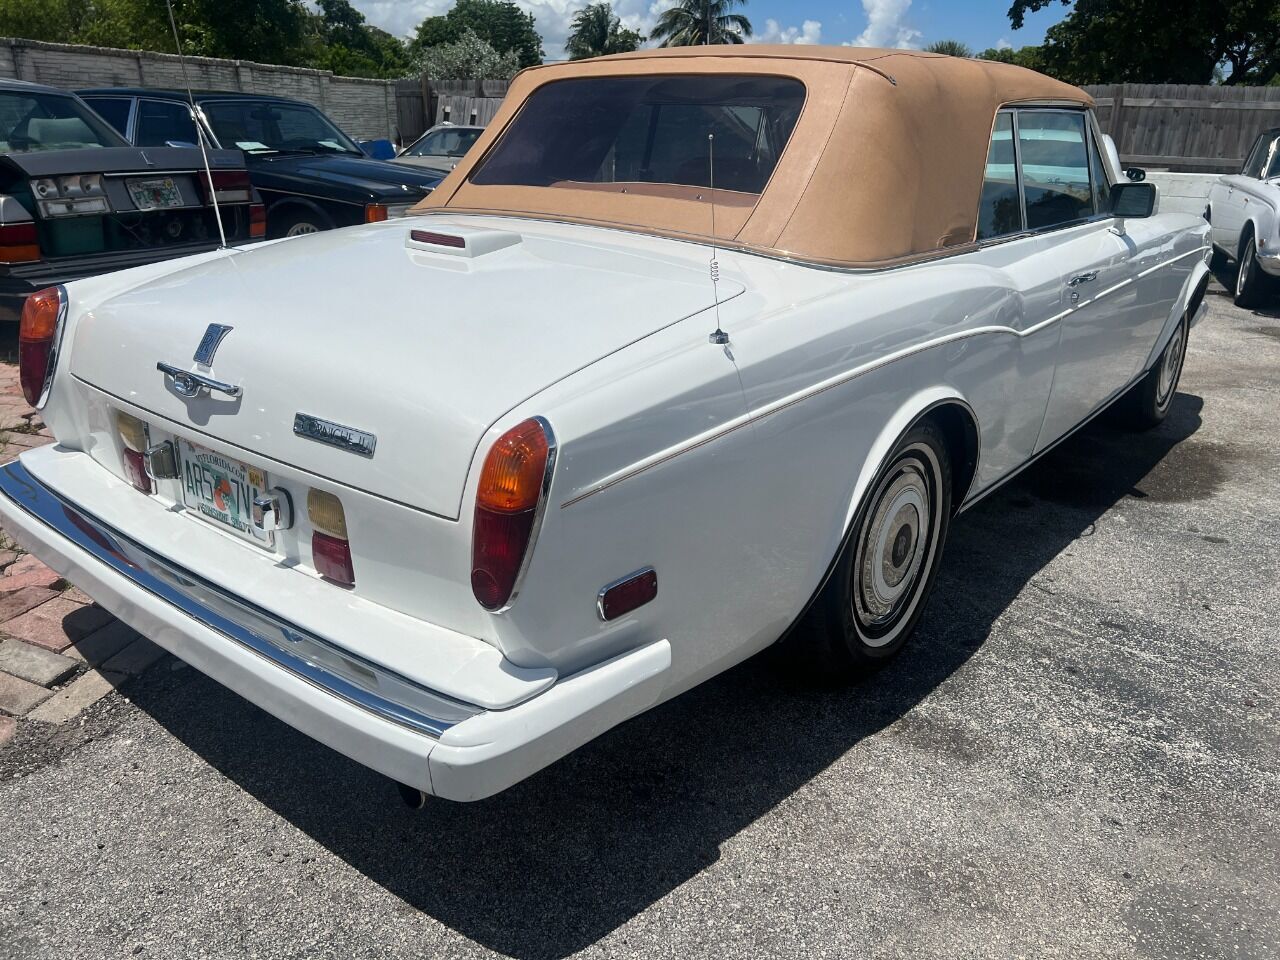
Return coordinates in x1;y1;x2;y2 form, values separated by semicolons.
0;459;480;737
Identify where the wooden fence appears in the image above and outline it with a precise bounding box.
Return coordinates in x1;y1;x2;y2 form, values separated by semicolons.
1085;83;1280;173
392;77;511;143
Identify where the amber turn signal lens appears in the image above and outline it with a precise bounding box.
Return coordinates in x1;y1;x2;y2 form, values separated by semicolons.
306;488;348;539
114;410;148;453
19;287;63;406
476;419;550;513
364;203;389;223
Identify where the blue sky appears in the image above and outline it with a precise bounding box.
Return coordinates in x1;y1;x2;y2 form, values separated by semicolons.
347;0;1072;59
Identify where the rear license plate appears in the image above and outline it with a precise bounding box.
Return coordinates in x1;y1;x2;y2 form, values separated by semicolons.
178;439;270;544
127;176;183;211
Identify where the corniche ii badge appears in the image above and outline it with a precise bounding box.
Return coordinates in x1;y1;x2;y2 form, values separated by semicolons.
293;413;377;458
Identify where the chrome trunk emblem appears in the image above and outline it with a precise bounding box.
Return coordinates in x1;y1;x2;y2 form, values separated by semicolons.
293;413;376;458
193;324;233;365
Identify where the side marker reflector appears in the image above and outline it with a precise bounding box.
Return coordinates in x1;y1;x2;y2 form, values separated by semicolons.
597;568;657;622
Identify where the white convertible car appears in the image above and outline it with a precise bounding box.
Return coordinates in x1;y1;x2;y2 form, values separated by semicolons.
0;48;1210;803
1207;127;1280;307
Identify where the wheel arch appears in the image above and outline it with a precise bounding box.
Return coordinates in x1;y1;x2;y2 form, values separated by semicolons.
264;197;335;236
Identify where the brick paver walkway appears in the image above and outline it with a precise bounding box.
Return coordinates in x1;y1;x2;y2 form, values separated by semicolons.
0;361;163;745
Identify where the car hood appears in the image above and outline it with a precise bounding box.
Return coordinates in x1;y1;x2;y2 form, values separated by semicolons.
394;156;455;174
69;217;739;519
250;152;442;198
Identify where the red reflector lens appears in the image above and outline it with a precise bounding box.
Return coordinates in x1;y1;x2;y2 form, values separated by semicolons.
0;222;39;263
598;569;658;621
410;230;466;249
312;532;355;586
471;418;554;610
19;286;62;406
200;169;253;205
121;448;153;494
249;203;266;239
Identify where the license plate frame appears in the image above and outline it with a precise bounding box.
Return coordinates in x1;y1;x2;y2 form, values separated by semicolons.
177;438;272;546
126;176;184;211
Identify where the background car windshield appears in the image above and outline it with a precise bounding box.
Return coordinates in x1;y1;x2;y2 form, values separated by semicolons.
408;127;482;158
202;101;359;154
0;92;126;152
470;76;805;195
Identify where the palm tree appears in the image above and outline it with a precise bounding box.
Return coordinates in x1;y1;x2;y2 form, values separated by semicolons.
566;3;645;60
924;39;973;58
650;0;753;47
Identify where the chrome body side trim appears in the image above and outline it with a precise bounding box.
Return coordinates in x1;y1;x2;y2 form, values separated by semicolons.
560;245;1209;510
0;460;480;738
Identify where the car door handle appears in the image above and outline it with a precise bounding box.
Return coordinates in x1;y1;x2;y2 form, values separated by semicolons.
157;362;242;399
1067;272;1098;287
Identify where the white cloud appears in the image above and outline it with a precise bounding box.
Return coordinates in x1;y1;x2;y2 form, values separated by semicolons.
346;0;678;59
996;37;1013;50
752;18;822;45
848;0;921;49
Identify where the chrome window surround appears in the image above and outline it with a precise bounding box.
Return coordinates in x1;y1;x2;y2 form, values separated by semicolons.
484;415;558;615
33;285;69;411
0;460;481;738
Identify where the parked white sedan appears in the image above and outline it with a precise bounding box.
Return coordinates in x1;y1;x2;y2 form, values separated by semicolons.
0;47;1210;803
1207;127;1280;306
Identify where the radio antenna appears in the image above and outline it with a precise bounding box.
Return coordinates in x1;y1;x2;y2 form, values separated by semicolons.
707;132;729;345
166;0;227;249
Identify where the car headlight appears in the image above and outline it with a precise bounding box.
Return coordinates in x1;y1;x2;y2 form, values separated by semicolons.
30;174;111;217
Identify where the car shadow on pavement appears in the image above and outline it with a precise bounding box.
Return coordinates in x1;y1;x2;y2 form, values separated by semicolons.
122;393;1205;960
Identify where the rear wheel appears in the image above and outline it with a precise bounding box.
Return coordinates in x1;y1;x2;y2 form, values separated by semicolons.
791;420;953;679
1234;234;1271;308
270;207;332;239
1120;311;1188;430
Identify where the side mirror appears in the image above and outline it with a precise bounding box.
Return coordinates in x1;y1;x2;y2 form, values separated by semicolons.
1110;181;1157;219
1124;167;1147;182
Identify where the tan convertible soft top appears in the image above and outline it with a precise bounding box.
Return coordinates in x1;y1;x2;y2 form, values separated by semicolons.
413;46;1092;269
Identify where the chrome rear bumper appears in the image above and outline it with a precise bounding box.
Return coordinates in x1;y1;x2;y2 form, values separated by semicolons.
0;459;479;738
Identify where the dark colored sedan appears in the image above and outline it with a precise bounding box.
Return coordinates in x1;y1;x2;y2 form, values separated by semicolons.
0;79;262;323
80;89;442;238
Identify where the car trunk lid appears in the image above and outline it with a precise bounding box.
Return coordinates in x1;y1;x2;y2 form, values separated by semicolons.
69;217;737;519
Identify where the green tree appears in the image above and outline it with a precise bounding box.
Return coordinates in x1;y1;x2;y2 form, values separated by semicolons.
650;0;752;46
1006;0;1280;85
414;26;520;81
303;0;409;77
566;3;644;59
977;44;1046;71
924;39;973;57
410;0;543;69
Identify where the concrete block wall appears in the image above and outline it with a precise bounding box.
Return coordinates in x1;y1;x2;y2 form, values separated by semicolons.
0;37;396;140
1148;172;1221;218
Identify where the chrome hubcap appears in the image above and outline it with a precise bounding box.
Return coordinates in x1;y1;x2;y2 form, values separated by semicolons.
854;457;934;636
1157;323;1185;407
286;222;320;237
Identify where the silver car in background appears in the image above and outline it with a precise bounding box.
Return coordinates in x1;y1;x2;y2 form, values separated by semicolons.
393;124;484;175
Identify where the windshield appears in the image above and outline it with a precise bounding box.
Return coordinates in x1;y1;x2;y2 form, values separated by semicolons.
470;75;805;197
201;100;361;155
407;127;483;159
0;91;127;152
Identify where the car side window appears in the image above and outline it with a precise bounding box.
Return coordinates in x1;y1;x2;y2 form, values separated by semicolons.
1242;134;1269;178
976;112;1022;241
136;100;199;147
84;97;131;137
1017;110;1092;230
1259;137;1280;180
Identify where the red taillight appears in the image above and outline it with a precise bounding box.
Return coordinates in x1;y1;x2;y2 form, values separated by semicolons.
471;418;555;610
249;203;266;239
312;532;355;586
121;448;153;494
598;568;658;621
19;286;62;406
365;203;389;223
0;222;40;263
199;169;253;205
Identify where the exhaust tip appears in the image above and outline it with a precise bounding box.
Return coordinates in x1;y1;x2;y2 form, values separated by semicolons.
395;781;428;810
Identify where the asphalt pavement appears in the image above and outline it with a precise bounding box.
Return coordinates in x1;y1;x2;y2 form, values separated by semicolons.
1;275;1276;960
